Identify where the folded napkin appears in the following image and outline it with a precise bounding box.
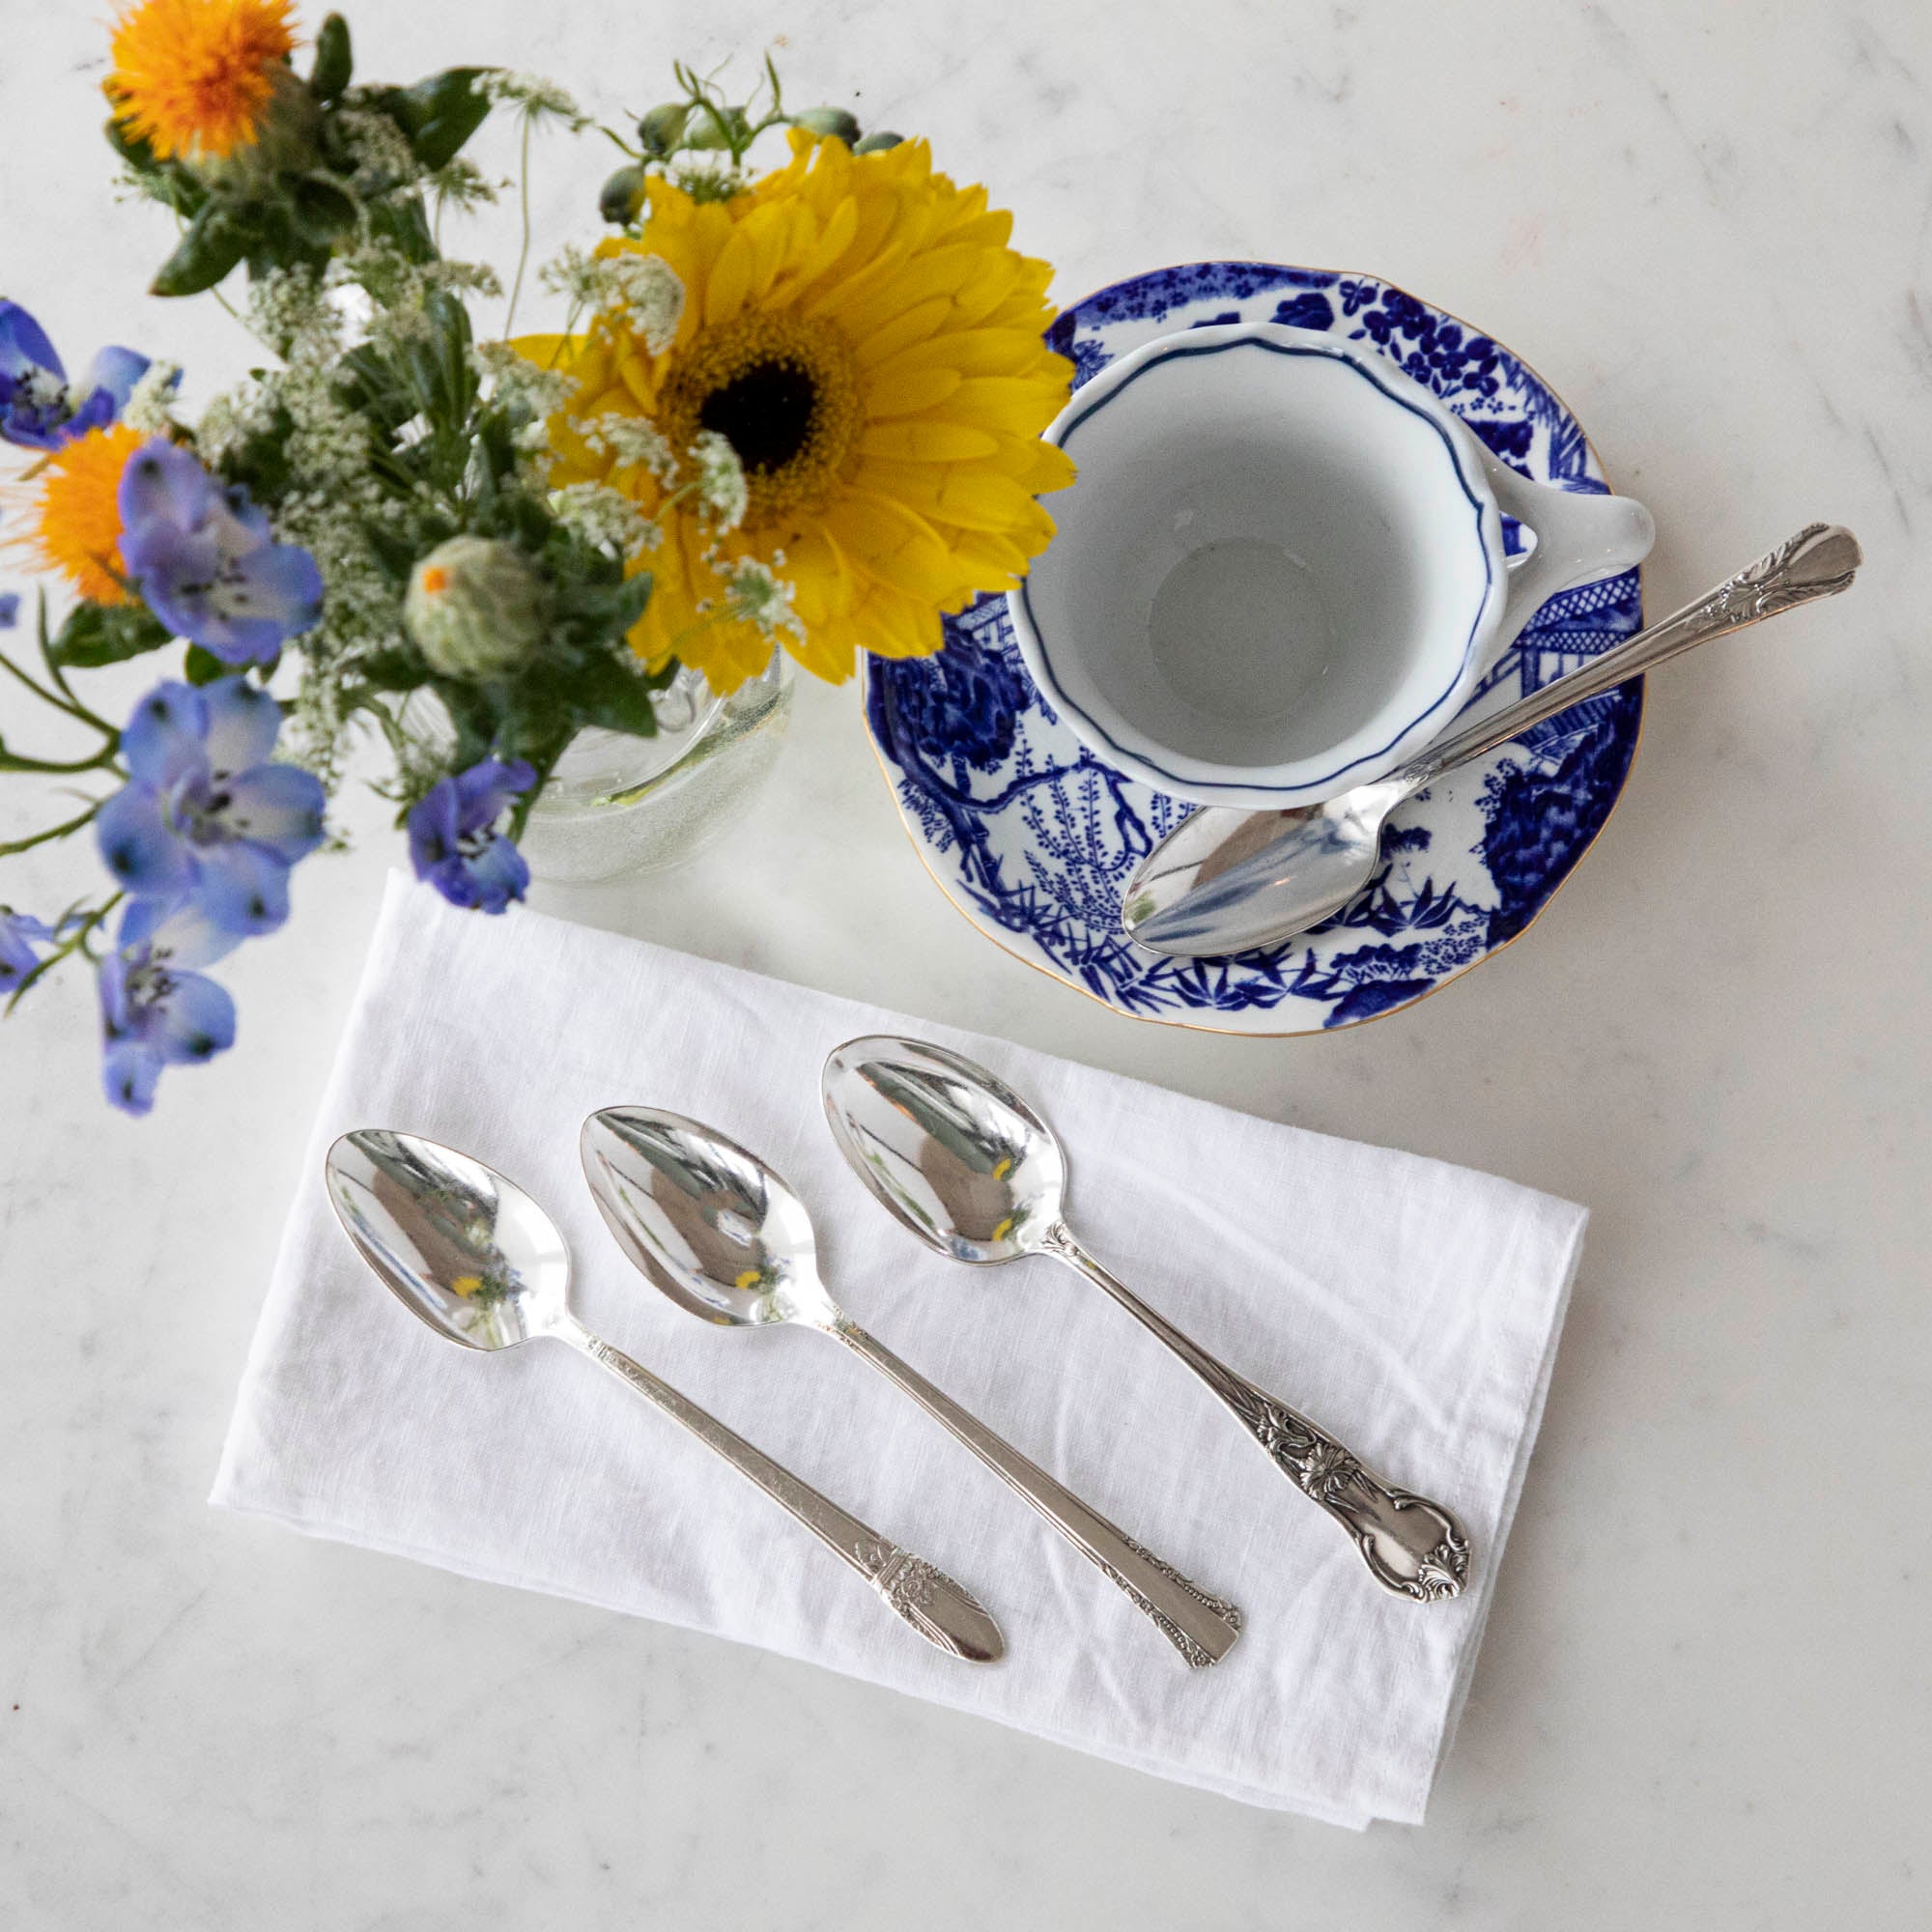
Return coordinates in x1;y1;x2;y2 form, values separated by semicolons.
213;874;1585;1826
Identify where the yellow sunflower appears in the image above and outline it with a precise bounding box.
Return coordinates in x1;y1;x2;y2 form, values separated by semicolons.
106;0;298;163
7;423;144;607
524;131;1075;693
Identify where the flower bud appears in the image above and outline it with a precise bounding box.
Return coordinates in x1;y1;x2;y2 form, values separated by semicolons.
682;103;750;151
637;102;691;157
852;129;904;154
405;536;549;680
198;67;323;188
791;107;861;146
599;163;646;226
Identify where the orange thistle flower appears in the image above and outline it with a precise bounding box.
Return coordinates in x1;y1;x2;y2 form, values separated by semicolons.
9;424;145;606
106;0;298;163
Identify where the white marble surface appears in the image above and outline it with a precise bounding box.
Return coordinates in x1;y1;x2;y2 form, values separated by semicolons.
1;0;1927;1923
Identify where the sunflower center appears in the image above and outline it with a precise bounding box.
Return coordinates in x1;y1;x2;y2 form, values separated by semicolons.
659;310;859;526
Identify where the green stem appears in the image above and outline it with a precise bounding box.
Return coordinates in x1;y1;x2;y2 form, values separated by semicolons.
0;801;100;859
504;112;535;338
4;892;122;1015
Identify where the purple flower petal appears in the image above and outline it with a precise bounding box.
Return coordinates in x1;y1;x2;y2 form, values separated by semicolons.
197;676;282;778
190;839;292;937
119;682;211;788
0;298;63;381
150;969;237;1064
96;781;197;896
219;762;327;863
120;894;242;972
462;833;530;914
119;438;213;533
80;345;155;416
0;592;17;630
102;1039;163;1115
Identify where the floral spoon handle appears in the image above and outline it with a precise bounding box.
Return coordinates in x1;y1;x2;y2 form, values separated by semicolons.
1039;1226;1471;1602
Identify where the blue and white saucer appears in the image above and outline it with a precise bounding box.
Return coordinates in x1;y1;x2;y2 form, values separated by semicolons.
865;263;1645;1035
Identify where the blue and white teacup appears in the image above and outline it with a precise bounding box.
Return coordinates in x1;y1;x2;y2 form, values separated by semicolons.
1009;322;1655;809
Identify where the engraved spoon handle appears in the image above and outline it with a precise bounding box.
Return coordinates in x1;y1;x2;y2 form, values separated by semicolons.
827;1316;1242;1666
1406;523;1861;787
554;1317;1003;1662
1040;1226;1471;1603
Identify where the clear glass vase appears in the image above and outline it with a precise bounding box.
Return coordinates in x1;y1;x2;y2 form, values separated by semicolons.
517;653;793;883
405;652;792;886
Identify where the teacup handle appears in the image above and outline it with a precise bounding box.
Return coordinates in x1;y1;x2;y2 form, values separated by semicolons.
1469;440;1656;666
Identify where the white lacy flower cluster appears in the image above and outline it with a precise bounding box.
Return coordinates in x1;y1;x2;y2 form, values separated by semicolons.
201;268;410;786
687;431;748;532
333;105;423;196
539;247;685;355
477;71;591;129
121;360;182;434
721;555;804;640
574;412;677;483
548;482;661;562
470;342;575;454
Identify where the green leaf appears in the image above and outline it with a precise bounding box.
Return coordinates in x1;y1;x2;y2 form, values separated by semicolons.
182;645;251;686
562;653;663;737
102;113;160;174
371;68;493;172
292;174;357;246
365;191;437;265
311;14;354;102
353;647;430;693
46;602;172;669
151;202;248;298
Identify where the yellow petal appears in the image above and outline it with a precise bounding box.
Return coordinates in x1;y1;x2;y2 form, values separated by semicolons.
856;419;1002;462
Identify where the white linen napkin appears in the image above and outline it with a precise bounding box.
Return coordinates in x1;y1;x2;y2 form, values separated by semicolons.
213;874;1585;1826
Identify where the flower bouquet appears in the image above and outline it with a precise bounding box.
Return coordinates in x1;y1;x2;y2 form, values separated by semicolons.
0;3;1073;1111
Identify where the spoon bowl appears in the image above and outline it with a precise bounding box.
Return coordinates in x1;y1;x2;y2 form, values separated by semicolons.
821;1037;1067;1265
326;1128;570;1350
579;1107;837;1327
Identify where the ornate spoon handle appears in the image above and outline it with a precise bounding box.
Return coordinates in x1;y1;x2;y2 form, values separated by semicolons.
555;1317;1004;1662
1406;523;1861;787
1040;1227;1470;1603
826;1316;1243;1666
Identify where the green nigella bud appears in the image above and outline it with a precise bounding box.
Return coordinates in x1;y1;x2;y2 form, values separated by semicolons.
637;101;691;156
405;537;550;680
682;103;751;151
791;106;861;146
852;130;904;155
599;163;646;226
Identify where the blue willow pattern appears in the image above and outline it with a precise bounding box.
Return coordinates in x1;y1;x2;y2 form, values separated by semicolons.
866;264;1644;1032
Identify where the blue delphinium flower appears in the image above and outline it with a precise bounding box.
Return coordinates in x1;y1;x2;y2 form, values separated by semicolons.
0;298;153;452
118;440;323;667
0;909;56;996
95;678;327;939
408;758;536;914
99;896;239;1117
0;590;19;629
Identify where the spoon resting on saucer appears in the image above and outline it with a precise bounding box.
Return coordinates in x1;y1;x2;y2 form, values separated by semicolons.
1121;523;1861;959
325;1128;1005;1664
581;1106;1244;1667
822;1035;1472;1603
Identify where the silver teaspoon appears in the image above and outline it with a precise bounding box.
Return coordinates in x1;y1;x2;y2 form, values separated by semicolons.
823;1037;1471;1604
326;1128;1004;1664
581;1108;1244;1667
1122;523;1862;959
